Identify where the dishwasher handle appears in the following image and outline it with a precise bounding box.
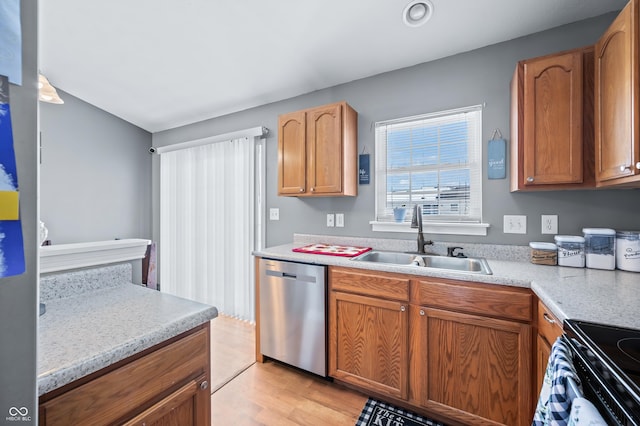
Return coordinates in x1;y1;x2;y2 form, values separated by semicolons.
264;268;317;283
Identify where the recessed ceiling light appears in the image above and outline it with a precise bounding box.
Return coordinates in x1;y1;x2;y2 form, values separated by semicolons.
402;0;433;28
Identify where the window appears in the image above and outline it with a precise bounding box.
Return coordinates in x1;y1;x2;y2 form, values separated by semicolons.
373;105;487;235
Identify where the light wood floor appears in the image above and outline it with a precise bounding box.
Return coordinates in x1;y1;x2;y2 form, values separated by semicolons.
210;315;257;392
209;316;368;425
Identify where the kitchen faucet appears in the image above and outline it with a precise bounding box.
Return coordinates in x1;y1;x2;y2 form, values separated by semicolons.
410;204;433;254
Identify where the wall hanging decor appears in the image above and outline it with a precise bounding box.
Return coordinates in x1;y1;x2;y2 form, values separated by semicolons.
0;74;25;278
487;128;506;179
359;147;370;185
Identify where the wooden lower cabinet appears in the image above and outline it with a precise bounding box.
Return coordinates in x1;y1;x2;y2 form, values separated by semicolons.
39;324;211;426
409;305;532;426
328;290;409;400
328;266;534;426
535;300;563;395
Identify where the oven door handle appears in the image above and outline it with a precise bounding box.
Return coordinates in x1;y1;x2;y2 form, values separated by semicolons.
562;334;638;425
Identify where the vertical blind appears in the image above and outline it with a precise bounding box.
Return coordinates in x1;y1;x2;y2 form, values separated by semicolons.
159;136;262;322
375;105;483;223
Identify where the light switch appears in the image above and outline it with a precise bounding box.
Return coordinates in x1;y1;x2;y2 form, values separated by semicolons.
336;213;344;227
503;215;527;234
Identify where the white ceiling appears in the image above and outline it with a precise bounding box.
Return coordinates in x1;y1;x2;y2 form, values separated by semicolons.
39;0;626;133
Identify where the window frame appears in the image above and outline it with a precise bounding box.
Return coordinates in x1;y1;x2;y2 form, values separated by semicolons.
370;104;489;236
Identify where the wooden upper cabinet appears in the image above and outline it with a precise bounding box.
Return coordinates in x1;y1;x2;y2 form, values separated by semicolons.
511;47;595;191
277;101;358;197
278;111;307;195
595;0;640;187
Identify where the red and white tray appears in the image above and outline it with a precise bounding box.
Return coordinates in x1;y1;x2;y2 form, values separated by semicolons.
292;243;372;258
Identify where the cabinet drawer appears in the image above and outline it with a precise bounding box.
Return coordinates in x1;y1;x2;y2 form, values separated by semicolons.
537;300;563;345
412;278;533;322
330;267;410;301
41;326;209;426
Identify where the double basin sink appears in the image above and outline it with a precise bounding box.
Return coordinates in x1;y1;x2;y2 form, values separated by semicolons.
351;250;492;275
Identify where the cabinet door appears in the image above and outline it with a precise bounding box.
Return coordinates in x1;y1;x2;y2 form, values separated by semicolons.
536;334;552;399
122;375;210;426
523;51;584;185
329;291;408;399
536;301;563;396
307;103;343;194
40;327;210;426
409;306;532;426
278;111;307;195
595;0;640;184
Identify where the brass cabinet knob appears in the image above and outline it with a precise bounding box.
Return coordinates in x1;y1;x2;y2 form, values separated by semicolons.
299;188;304;192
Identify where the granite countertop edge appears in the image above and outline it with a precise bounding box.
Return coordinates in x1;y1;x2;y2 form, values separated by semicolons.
254;242;640;330
38;283;218;396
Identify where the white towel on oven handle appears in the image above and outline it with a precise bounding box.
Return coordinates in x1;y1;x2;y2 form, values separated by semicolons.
533;337;581;426
567;397;607;426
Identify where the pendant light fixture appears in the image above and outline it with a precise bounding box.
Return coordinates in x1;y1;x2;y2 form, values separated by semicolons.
38;74;64;104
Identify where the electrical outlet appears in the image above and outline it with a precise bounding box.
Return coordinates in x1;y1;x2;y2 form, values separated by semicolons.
503;215;527;234
541;215;558;234
336;213;344;227
269;208;279;221
326;213;335;227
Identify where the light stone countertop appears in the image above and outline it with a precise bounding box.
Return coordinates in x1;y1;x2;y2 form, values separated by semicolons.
254;236;640;330
38;264;218;396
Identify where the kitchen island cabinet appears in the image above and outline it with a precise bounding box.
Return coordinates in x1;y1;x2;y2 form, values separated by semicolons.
38;263;218;425
39;325;211;426
277;101;358;197
510;46;594;191
595;0;640;187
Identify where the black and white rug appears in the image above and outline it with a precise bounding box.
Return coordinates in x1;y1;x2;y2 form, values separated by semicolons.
355;398;446;426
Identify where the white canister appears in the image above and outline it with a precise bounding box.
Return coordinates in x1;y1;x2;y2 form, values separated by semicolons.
582;228;616;270
554;235;585;268
616;231;640;272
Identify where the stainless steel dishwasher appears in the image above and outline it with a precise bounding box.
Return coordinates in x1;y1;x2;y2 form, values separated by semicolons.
259;258;326;376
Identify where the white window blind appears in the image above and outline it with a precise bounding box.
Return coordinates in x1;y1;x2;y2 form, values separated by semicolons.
159;135;264;322
375;105;483;225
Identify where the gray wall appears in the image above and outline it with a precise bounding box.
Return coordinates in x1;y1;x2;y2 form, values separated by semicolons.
0;0;38;424
153;13;640;249
40;91;152;244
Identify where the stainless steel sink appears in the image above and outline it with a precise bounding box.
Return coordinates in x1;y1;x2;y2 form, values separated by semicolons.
351;250;492;275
